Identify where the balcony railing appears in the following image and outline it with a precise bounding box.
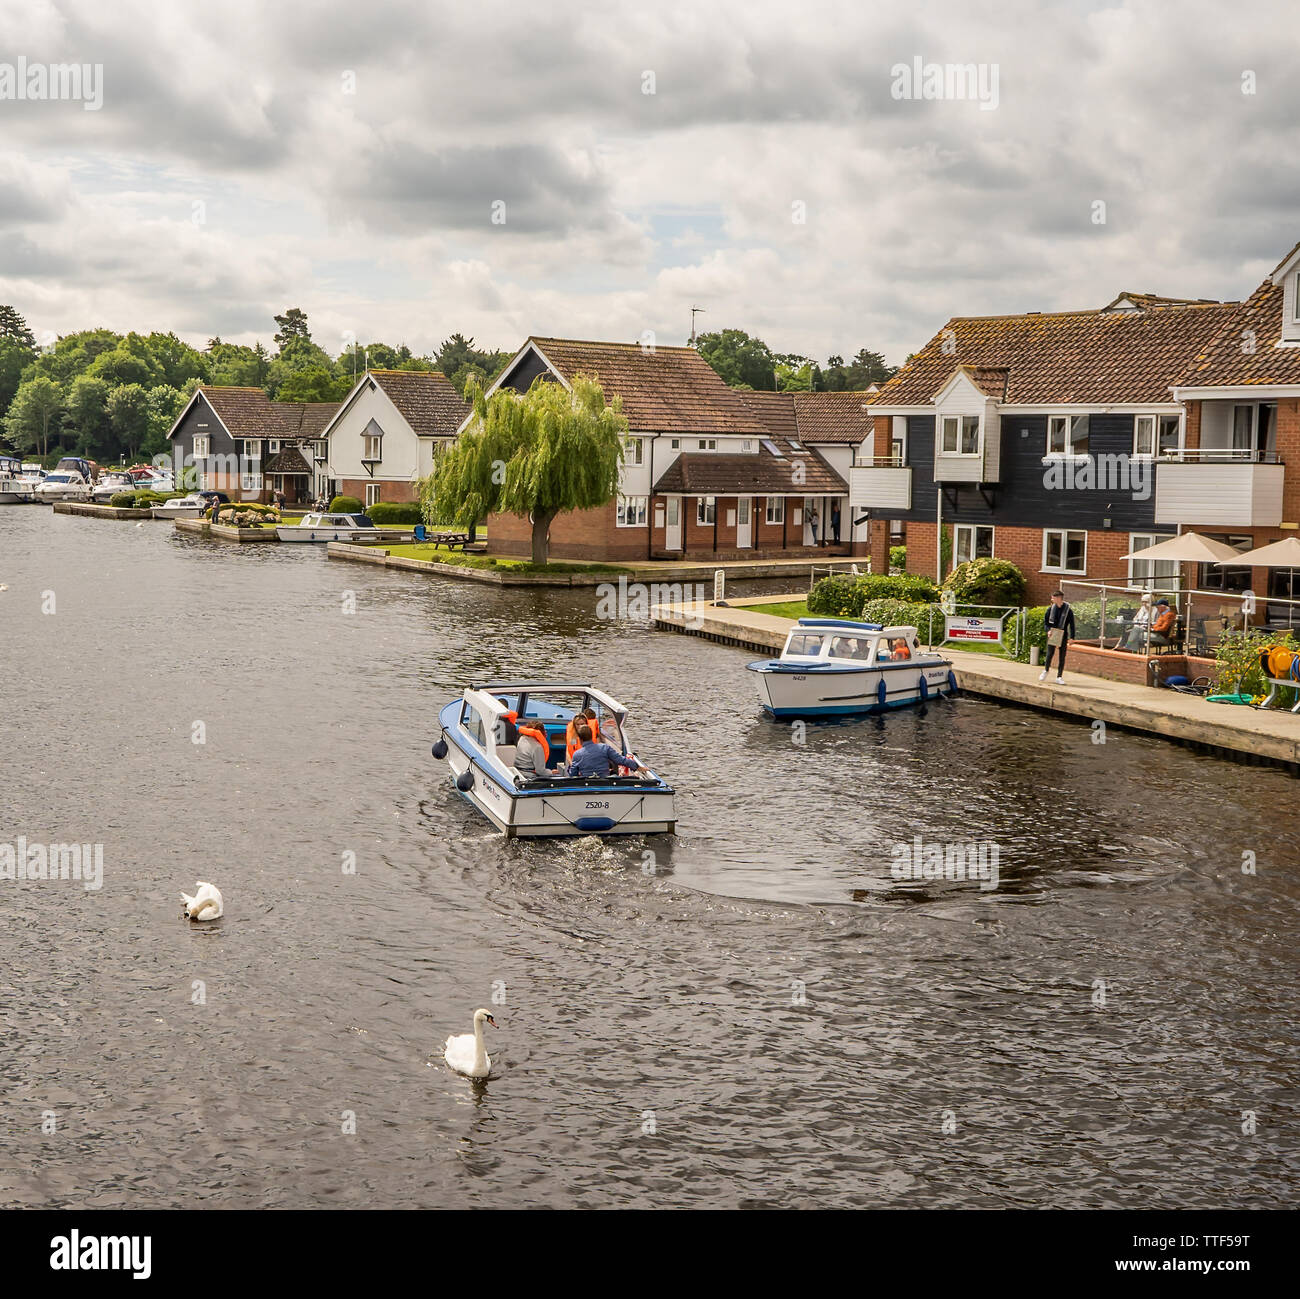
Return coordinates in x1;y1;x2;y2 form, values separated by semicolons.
851;452;907;468
1152;448;1282;464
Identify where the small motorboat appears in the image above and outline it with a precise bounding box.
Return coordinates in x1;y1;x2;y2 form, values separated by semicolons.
0;454;34;503
151;492;211;518
432;682;676;837
275;511;381;542
747;618;957;717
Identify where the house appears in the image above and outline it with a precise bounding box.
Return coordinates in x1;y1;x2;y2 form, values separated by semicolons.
861;290;1247;605
320;368;470;508
474;337;866;561
168;386;340;504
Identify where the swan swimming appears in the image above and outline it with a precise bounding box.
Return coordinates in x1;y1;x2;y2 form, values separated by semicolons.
180;881;224;920
443;1008;497;1077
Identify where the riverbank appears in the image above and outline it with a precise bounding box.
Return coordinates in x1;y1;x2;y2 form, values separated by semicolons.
52;500;155;520
327;541;857;587
651;597;1300;771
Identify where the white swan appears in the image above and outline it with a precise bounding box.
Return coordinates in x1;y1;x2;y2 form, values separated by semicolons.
443;1008;496;1077
180;881;224;920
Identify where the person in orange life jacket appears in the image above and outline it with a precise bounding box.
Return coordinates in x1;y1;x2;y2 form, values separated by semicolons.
566;723;645;778
1039;590;1076;683
891;638;911;661
500;709;550;777
565;707;600;763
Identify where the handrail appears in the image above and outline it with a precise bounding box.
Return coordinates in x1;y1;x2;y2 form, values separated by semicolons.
1154;449;1282;464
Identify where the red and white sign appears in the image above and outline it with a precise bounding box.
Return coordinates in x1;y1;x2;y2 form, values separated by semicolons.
945;615;1003;643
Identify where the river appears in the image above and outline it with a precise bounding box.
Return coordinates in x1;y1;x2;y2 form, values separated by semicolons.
1;506;1296;1208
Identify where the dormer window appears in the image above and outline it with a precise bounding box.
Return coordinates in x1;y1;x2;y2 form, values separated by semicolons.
1047;415;1089;458
940;415;980;455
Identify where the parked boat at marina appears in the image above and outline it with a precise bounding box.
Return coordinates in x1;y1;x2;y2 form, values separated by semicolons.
747;618;956;717
432;682;677;837
34;465;94;502
152;492;213;519
0;454;34;503
276;511;383;542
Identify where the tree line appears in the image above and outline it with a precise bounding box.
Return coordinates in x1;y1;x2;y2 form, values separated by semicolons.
693;328;895;392
0;304;511;464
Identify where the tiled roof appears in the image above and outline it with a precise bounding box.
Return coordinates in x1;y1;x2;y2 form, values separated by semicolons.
196;387;340;440
868;299;1238;407
740;390;877;444
653;435;846;495
525;337;769;435
262;447;313;474
1177;275;1300;388
1105;292;1221;311
369;369;469;438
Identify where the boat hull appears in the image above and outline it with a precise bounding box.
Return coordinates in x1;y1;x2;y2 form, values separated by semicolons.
748;659;956;717
438;727;676;838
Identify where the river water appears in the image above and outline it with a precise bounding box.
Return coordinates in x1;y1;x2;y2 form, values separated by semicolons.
1;506;1296;1208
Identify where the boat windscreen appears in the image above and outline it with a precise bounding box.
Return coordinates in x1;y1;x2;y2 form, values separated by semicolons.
784;632;825;657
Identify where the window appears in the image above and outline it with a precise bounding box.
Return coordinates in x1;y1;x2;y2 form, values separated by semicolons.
890;429;906;465
696;496;716;526
741;440;753;452
365;483;381;508
670;438;680;449
241;472;263;491
785;633;825;658
1232;405;1254;452
1133;416;1155;458
940;414;981;455
1128;533;1177;589
765;497;785;525
243;440;260;460
267;439;281;454
1158;415;1182;457
1200;535;1253;592
1043;528;1087;573
362;433;382;461
314;441;327;460
623;438;644;466
616;495;648;527
954;524;994;566
1047;415;1090;458
697;439;717;451
192;435;210;458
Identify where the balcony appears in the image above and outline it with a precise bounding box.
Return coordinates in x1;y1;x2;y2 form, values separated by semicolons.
849;455;912;511
1153;450;1284;527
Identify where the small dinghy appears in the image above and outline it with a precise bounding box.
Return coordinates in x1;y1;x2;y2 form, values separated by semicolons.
747;618;956;717
432;682;676;837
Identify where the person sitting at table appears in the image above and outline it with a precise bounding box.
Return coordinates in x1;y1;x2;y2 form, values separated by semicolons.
1122;593;1154;651
1147;599;1178;648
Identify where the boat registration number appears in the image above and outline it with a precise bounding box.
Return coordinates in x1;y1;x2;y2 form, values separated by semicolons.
585;800;610;809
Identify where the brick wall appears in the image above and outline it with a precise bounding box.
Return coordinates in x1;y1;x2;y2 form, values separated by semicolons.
487;503;651;561
339;478;420;505
1276;397;1300;522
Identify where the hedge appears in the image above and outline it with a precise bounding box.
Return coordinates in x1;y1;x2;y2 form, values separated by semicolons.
329;495;363;513
942;557;1027;609
806;571;939;618
365;501;422;524
859;598;945;642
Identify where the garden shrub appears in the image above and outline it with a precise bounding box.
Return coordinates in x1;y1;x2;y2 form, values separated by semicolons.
329;495;363;513
942;557;1027;609
806;573;863;618
366;501;422;525
1216;629;1298;698
859;598;944;643
109;492;137;508
807;571;939;617
889;544;906;572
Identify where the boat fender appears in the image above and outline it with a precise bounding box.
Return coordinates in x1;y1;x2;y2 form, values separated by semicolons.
918;675;929;701
876;678;887;706
431;739;448;759
455;770;475;791
947;670;958;695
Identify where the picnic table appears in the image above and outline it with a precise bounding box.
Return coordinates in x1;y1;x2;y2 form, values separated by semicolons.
417;527;482;551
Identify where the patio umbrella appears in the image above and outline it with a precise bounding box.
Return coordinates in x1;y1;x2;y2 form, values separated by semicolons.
1219;535;1300;629
1121;532;1243;563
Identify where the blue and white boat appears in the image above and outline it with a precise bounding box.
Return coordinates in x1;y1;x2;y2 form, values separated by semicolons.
747;618;956;717
432;682;677;837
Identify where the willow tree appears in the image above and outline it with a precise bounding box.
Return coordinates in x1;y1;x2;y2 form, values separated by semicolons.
422;374;627;565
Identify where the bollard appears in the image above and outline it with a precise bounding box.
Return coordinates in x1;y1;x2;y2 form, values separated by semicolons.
1029;646;1040;667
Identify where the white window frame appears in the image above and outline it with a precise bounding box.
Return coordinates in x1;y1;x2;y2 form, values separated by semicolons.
267;439;281;454
669;438;680;449
940;414;981;456
1157;414;1182;458
696;496;716;526
1133;415;1156;459
623;438;644;466
1042;528;1087;575
697;438;717;451
765;496;785;525
741;439;754;453
364;483;381;508
1046;414;1090;459
362;433;383;461
241;471;263;492
1127;533;1178;589
954;524;994;566
616;494;648;527
192;435;210;458
242;440;260;461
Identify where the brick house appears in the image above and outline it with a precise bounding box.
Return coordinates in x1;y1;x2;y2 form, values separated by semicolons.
168;386;339;504
321;368;469;508
860;289;1254;606
477;337;868;562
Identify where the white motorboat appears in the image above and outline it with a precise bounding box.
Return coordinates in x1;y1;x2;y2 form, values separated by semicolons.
275;511;382;542
34;470;92;502
747;618;956;717
151;493;210;519
432;683;677;837
90;472;137;502
0;454;34;503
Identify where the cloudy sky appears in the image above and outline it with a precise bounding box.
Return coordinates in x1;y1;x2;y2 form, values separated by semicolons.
0;0;1297;366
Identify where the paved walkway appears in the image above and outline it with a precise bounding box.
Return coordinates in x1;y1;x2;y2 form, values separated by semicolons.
651;598;1300;768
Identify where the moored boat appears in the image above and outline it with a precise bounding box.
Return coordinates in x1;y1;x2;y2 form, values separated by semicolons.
432;682;677;837
0;454;34;503
275;511;382;542
747;618;956;717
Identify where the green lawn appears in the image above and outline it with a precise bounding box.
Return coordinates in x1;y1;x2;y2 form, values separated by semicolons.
381;543;632;575
735;599;809;620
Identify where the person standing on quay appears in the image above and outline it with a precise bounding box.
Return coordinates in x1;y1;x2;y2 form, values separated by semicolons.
1039;590;1075;684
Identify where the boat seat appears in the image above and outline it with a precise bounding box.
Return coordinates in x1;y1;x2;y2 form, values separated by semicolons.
496;744;517;766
